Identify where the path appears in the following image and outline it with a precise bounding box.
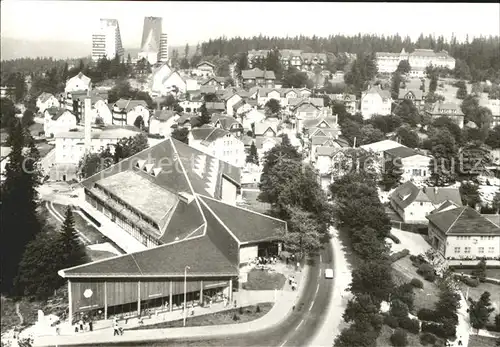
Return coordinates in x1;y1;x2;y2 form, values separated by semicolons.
15;302;24;326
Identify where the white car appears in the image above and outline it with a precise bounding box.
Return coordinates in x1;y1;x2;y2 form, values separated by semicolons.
325;268;334;279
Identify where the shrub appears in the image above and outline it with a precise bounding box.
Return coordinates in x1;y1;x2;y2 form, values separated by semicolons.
232;313;240;321
390;249;410;263
410;278;424;289
239;306;244;315
399;316;420;334
409;255;418;262
417;308;439;322
423;272;436;282
417;263;436;282
421;321;455;338
391;299;409;318
441;319;457;338
419;332;437;346
384;314;400;329
390;328;408;347
255;305;261;313
460;276;480;287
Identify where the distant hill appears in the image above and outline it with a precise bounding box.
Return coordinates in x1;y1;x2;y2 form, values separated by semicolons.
1;38;197;61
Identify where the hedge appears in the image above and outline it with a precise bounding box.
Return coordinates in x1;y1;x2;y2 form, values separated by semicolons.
390;221;428;235
458;276;480;287
417;308;439;322
387;233;401;244
417;263;436;282
390;249;410;263
421;321;456;339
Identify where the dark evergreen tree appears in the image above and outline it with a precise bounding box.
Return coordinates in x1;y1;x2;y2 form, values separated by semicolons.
58;206;88;269
246;142;259;164
198;103;211;125
1;120;42;294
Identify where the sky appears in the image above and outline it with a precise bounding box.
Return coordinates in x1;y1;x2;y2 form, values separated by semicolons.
1;1;499;48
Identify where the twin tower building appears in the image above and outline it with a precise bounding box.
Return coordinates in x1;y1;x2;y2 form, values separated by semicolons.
91;17;169;65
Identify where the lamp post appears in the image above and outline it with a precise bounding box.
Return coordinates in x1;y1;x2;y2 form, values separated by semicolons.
183;265;190;327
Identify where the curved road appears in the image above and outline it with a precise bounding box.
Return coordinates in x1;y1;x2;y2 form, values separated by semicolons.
65;244;334;347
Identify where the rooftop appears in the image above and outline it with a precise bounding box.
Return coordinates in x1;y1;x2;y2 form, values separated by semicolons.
359;139;403;153
385;146;426;159
427;207;500;235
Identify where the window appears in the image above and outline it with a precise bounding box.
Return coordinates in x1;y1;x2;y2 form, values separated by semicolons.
478;247;484;254
464;247;471;254
489;247;495;253
454;247;460;253
420;202;423;206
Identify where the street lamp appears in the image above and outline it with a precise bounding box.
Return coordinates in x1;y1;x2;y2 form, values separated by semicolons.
183;265;190;327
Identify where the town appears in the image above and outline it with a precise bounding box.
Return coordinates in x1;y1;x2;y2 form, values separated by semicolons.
1;4;500;347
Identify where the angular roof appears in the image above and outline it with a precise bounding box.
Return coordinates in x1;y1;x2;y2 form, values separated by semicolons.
191;125;231;145
241;68;276;80
385;146;425;159
68;72;91;86
302;116;338;130
45;107;74;121
200;85;217;94
422;187;463;207
391;181;426;209
38;92;54;103
288;98;324;108
205;102;226;111
426;102;465;116
362;86;391;100
254;121;278;136
315;146;344;157
60;138;286;279
113;98;149;113
360;140;403;153
398;89;423;101
255;136;282;150
197;61;216;68
427;206;500;236
211;114;242;130
153;109;177;122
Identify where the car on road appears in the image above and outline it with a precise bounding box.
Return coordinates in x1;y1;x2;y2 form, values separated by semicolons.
325;268;334;279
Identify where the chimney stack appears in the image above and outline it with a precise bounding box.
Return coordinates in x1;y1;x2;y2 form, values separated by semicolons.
84;97;92;153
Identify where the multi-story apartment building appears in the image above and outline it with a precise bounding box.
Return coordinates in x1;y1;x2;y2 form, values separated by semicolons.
247;49;332;71
376;48;456;74
138;17;169;65
92;19;124;62
425;102;465;129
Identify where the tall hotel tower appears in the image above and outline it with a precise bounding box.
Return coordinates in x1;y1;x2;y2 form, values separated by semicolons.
138;17;169;65
92;19;124;61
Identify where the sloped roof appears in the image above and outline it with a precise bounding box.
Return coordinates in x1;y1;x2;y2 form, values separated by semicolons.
200;85;217;94
363;86;391;100
427;102;465;116
197;61;216;68
241;68;276;80
427;206;500;235
67;72;91;86
288;98;324;108
45;107;73;121
205;102;226;111
398;89;423;101
113;98;149;113
423;187;463;207
191;125;230;145
465;121;478;129
153;109;177;122
254;121;278;136
255;136;282;150
38;92;54;103
391;181;425;209
211;114;242;130
200;195;286;244
385;146;424;159
302;116;338;129
360;140;403;153
315;146;344;157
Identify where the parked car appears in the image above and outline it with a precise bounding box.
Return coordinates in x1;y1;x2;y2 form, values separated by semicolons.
325;268;334;279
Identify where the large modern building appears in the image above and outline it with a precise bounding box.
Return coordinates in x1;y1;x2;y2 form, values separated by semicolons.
376;48;456;75
92;19;124;62
138;17;169;65
58;138;286;322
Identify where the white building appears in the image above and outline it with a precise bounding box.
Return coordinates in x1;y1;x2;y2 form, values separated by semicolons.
150;64;173;95
65;72;92;94
384;146;432;184
111;99;150;127
138;17;168;65
189;125;245;168
376;48;456;74
149;110;179;137
36;92;60;114
390;182;463;224
151;71;187;96
361;86;392;119
91;18;124;61
191;61;216;77
44;107;78;137
479;98;500;128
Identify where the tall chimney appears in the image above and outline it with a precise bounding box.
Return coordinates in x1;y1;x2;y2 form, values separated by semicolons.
84;97;92;153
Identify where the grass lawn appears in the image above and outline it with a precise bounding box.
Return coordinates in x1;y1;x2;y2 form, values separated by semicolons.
128;303;273;330
458;269;500;281
36;141;55;158
52;203;108;244
242;269;286;290
457;281;500;324
391;256;441;312
237;190;272;215
468;335;498;347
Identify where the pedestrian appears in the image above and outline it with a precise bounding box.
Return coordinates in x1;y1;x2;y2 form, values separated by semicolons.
296;262;300;271
89;321;93;332
79;319;84;332
458;339;463;346
113;322;119;336
191;304;195;316
55;325;60;336
138;316;144;326
74;325;79;333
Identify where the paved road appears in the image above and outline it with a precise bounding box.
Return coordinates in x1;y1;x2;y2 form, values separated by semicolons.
61;244;334;347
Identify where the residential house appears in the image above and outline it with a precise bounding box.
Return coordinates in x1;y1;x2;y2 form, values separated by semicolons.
189;125;245;168
233;99;254;119
313;145;352;191
360;139;403;159
398;89;425;111
241;109;266;131
65;72;92;94
224;93;244;116
361;86;392;119
149;110;179;137
329;94;358;115
175;113;198;130
254;136;282;164
257;88;284;108
384;146;432;184
111;98;150;127
71;91;110;123
211;114;244;137
241;68;276;88
192;61;216;77
289;99;328;133
44;107;78;137
205;102;226;115
151;70;187;96
179;100;203;113
426;102;465;129
479;98;500;128
150;63;173;94
200;77;225;90
36;92;60;114
427;206;500;259
390;182;463;224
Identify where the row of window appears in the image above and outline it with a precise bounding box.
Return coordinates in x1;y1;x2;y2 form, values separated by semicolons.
454;247;495;254
456;235;496;240
412;169;427;176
